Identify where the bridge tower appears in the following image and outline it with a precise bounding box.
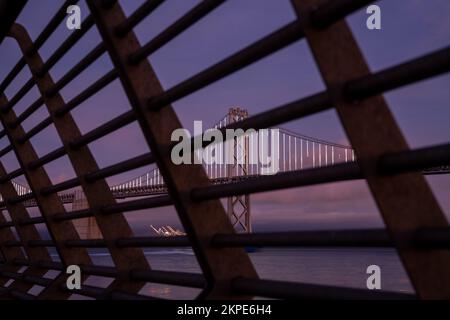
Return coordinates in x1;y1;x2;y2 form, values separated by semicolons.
226;108;251;233
72;190;102;239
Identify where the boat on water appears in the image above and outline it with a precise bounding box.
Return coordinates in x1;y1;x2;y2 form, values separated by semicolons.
150;225;259;252
150;225;186;237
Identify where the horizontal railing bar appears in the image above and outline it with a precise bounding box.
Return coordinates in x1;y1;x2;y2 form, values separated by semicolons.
45;43;107;98
40;178;79;196
0;221;14;229
1;78;34;113
4;240;22;247
0;145;13;157
345;45;450;101
232;277;416;300
22;274;52;287
59;283;104;298
0;167;23;183
191;162;362;201
28;240;54;247
54;69;118;117
71;109;135;149
52;195;172;222
101;195;172;214
65;239;106;248
64;236;191;248
11;97;44;129
0;58;26;94
79;264;117;278
311;0;378;28
114;0;165;37
28;147;66;170
18;216;45;226
130;269;205;289
147;21;304;110
52;208;93;222
116;236;190;248
85;152;154;183
0;271;21;280
129;0;226;63
413;227;450;249
379;143;450;174
7;192;35;205
212;229;392;247
17;117;53;144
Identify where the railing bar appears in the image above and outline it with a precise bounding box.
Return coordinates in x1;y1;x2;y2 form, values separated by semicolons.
85;152;154;183
232;277;416;300
54;69;118;117
191;162;362;200
71;109;136;149
114;0;165;37
212;229;392;247
130;269;206;288
345;45;450;101
28;147;66;170
311;0;378;28
40;178;79;196
116;236;190;248
129;0;227;63
45;43;107;98
17;117;53;144
0;168;24;184
146;21;304;110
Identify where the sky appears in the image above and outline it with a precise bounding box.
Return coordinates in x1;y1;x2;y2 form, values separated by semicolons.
0;0;449;235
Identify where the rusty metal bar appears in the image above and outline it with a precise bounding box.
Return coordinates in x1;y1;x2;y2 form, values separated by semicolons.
0;92;92;299
0;161;52;295
8;23;150;298
87;0;258;299
129;0;226;63
291;0;450;299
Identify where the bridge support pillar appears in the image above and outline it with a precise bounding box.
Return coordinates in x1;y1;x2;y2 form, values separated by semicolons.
72;190;102;239
226;108;251;233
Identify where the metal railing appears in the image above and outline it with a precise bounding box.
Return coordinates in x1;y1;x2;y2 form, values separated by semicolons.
0;0;449;300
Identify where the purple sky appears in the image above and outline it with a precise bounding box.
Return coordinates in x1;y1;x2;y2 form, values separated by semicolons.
0;0;449;234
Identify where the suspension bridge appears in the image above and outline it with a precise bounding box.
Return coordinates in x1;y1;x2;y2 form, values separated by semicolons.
2;108;449;236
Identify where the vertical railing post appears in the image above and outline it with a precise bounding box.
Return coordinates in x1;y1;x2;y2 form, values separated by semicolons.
86;0;257;299
291;0;450;299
